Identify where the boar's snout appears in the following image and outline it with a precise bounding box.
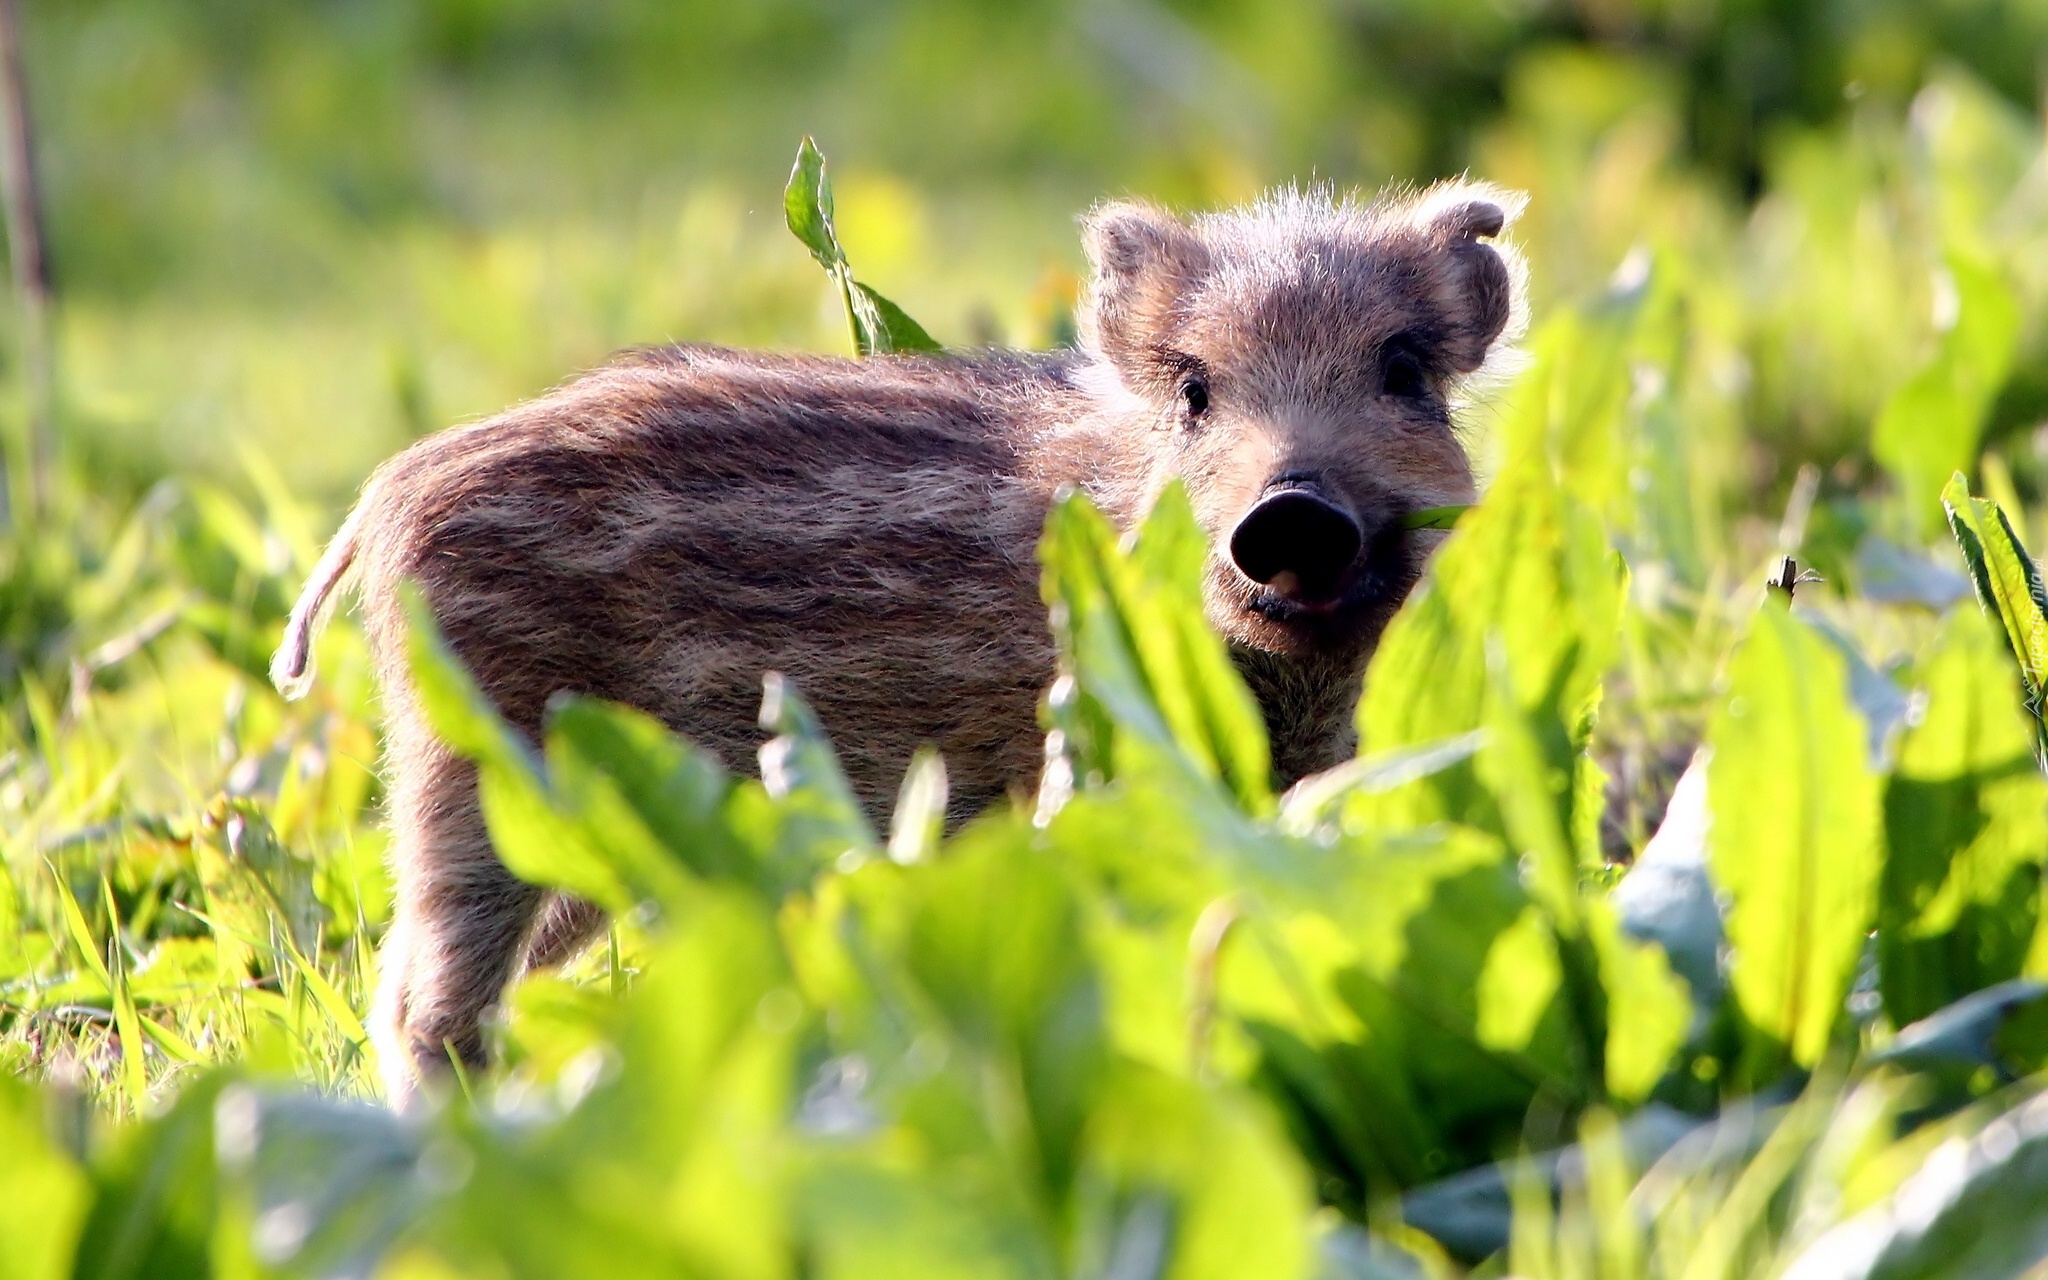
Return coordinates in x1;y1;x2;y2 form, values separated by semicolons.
1228;481;1364;603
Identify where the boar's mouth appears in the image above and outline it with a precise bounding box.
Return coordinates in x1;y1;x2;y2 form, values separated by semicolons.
1239;544;1414;624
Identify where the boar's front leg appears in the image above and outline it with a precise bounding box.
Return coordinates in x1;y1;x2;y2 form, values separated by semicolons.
370;735;543;1110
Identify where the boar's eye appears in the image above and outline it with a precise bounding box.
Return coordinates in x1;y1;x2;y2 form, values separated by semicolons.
1181;375;1211;418
1380;340;1428;399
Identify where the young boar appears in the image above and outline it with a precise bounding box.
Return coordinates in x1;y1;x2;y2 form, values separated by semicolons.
274;182;1526;1108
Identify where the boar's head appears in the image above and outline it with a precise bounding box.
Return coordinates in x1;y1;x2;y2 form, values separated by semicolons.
1078;183;1525;663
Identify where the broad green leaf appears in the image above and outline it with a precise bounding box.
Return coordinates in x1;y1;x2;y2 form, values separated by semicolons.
428;889;799;1280
798;1158;1047;1280
783;136;940;356
72;1073;231;1280
1240;1016;1435;1211
1475;642;1689;1102
1037;774;1336;1089
1870;979;2048;1074
1473;907;1565;1054
798;1158;1048;1280
474;753;633;912
1277;730;1484;837
1125;486;1275;805
401;584;633;908
852;281;942;354
1875;253;2021;539
1038;782;1231;923
1039;482;1273;815
1241;828;1590;1202
403;584;747;910
546;695;775;900
1362;846;1586;1119
1358;449;1621;839
1588;902;1691;1103
1073;1064;1313;1280
1493;285;1641;524
398;580;531;775
783;135;843;273
904;821;1106;1202
753;672;878;872
1476;643;1604;1089
576;886;794;1155
1491;262;1707;581
1479;642;1583;924
0;1077;87;1280
1782;1087;2048;1279
216;1087;430;1280
1881;607;2048;1027
1942;471;2048;742
551;697;730;859
1708;602;1884;1084
1414;1101;1701;1267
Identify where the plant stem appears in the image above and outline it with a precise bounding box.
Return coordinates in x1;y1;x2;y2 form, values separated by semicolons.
0;0;52;528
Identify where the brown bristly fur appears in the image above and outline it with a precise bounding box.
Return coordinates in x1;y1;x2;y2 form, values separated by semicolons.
275;180;1526;1109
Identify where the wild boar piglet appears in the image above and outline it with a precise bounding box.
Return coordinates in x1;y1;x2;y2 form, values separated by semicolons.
273;181;1527;1109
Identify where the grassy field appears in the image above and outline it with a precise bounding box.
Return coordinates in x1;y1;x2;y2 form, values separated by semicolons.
9;2;2048;1276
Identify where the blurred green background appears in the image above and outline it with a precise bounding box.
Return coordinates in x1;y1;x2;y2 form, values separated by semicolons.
15;0;2048;511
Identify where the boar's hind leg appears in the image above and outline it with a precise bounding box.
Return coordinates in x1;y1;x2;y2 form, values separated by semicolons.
522;895;608;969
371;742;543;1110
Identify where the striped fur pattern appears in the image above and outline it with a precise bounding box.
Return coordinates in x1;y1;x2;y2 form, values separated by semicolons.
273;181;1525;1108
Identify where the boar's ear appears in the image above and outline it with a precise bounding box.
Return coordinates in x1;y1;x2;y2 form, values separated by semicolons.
1079;200;1210;373
1414;185;1527;374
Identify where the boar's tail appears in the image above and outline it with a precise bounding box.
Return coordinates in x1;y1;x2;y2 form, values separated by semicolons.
270;493;370;701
